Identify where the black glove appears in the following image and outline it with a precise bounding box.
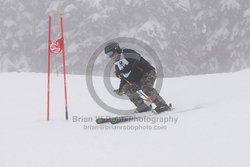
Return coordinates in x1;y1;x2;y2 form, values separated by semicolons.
113;89;124;96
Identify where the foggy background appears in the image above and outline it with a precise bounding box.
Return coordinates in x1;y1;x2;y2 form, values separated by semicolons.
0;0;249;77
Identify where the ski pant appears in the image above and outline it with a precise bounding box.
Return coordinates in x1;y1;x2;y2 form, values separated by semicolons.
121;70;166;107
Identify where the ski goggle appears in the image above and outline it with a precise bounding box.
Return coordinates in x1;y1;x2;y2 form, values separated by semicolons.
106;51;114;57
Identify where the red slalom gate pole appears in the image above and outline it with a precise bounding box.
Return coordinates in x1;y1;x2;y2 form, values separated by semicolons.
60;15;69;120
47;15;69;121
47;16;51;121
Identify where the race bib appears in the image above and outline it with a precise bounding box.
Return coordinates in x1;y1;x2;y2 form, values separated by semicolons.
115;58;129;70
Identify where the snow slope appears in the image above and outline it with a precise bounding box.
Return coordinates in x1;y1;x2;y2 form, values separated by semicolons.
0;69;250;167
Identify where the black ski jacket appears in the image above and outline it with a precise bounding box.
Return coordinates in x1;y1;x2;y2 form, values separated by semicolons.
115;48;155;90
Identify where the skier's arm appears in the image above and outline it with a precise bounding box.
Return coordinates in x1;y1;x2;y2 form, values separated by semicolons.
114;65;126;92
118;79;126;92
115;65;121;78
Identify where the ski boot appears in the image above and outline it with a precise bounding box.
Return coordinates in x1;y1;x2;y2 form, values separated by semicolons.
155;103;171;113
136;103;152;113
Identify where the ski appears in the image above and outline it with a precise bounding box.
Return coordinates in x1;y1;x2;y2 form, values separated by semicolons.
96;104;173;124
110;113;154;124
95;111;149;124
104;104;203;124
110;105;174;124
95;117;112;124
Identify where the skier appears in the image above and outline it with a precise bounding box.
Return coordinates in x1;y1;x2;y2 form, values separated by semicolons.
104;41;170;113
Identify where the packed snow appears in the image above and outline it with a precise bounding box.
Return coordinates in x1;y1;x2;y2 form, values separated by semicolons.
0;69;250;167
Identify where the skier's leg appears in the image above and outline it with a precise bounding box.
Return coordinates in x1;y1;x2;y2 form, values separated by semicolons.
121;83;143;106
121;83;151;112
140;70;170;112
